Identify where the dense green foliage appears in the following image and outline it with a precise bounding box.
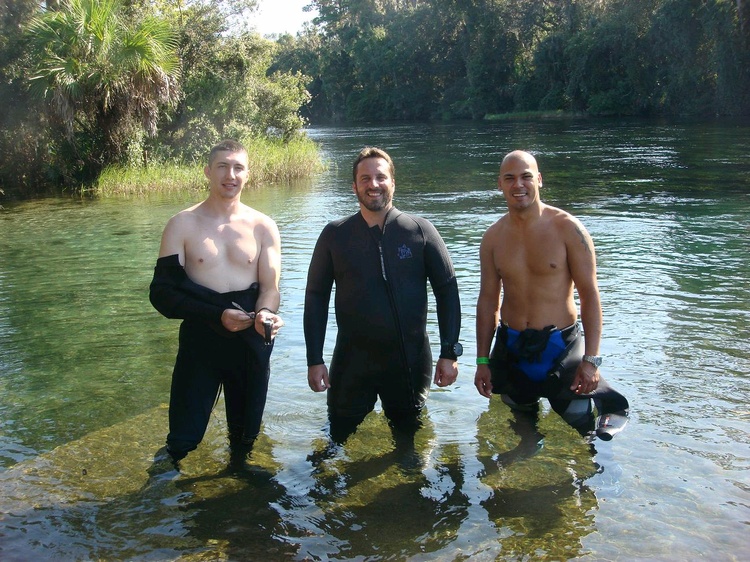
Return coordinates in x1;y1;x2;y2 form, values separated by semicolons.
3;0;748;197
272;0;750;123
0;0;312;197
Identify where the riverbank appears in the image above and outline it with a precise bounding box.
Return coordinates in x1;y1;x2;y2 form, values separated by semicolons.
484;110;587;121
95;136;324;196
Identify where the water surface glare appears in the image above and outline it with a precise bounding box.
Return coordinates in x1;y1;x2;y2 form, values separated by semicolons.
1;119;748;561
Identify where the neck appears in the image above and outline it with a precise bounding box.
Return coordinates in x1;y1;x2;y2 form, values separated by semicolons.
509;201;544;224
204;193;243;217
360;205;392;229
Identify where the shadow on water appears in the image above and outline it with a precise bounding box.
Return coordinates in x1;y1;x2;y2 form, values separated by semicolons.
0;404;291;561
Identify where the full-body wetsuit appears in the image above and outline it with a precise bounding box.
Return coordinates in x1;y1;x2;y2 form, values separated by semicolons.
150;254;272;460
304;208;460;440
489;322;629;439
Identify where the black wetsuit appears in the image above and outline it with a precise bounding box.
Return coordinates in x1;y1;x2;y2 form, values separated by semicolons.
304;208;460;435
489;322;629;435
149;254;272;460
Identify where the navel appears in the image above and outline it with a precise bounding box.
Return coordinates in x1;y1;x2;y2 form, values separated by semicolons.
199;258;204;263
550;263;557;269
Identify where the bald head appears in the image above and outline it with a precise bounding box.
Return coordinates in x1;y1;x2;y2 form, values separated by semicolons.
500;150;539;173
497;150;544;210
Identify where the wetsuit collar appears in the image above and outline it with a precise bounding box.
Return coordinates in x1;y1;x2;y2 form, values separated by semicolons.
382;207;402;232
358;206;401;231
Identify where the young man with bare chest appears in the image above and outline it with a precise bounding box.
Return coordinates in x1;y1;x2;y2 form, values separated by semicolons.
150;139;283;465
474;150;628;440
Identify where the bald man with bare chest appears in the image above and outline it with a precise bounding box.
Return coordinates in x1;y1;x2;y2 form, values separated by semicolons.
474;150;628;440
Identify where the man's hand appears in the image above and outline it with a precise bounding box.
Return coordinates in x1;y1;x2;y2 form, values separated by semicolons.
308;364;330;392
254;310;284;341
433;358;458;387
474;365;493;398
221;308;255;333
571;361;600;394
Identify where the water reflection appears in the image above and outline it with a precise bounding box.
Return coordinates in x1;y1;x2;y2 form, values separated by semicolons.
290;415;470;560
475;399;600;559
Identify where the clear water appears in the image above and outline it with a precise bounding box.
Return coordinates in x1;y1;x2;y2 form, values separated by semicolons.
1;118;748;561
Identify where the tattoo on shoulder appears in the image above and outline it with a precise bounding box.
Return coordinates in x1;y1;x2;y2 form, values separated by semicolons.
575;226;593;254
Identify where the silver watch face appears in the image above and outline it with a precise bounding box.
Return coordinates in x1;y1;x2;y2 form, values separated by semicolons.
453;342;463;357
584;355;602;367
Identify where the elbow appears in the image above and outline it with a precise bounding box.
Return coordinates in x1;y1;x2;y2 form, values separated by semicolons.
149;287;176;319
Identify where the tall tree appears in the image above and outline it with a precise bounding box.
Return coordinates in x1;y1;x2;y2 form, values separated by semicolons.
25;0;180;180
0;0;50;194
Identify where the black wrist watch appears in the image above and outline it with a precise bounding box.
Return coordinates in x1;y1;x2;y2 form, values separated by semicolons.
440;342;463;360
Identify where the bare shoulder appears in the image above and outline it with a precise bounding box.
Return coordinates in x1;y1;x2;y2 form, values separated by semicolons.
481;214;508;241
543;205;588;234
543;205;595;257
164;203;202;231
236;203;278;230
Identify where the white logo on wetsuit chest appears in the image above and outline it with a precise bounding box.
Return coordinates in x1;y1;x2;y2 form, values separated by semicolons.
397;244;413;259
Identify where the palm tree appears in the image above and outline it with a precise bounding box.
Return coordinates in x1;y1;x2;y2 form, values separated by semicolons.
25;0;180;174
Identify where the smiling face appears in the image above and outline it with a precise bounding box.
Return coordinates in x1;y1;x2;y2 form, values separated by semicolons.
352;156;395;213
204;149;249;200
498;150;543;212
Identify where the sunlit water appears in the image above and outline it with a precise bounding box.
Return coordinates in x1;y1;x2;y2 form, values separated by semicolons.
1;119;748;561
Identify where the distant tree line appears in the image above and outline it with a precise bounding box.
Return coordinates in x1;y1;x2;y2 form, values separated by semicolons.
2;0;748;197
0;0;311;195
273;0;750;122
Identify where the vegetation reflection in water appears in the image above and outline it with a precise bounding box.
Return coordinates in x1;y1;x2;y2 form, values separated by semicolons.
0;119;749;561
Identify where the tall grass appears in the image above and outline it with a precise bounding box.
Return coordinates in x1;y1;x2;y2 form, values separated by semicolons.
95;136;324;196
484;110;582;121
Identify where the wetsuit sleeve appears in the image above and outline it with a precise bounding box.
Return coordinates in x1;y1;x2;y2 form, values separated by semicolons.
149;254;225;323
421;219;461;356
304;226;335;366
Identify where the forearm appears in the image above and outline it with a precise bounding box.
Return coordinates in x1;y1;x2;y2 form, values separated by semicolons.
579;296;602;356
434;277;461;349
475;297;499;357
255;286;280;314
303;289;330;366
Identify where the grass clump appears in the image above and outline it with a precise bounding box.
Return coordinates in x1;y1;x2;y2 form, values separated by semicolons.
484;110;581;121
96;136;324;196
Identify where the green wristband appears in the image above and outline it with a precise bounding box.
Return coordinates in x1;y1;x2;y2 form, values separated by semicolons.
476;357;490;365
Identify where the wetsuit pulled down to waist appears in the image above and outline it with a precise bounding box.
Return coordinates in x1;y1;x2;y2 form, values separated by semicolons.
489;323;582;400
163;281;273;458
489;323;630;433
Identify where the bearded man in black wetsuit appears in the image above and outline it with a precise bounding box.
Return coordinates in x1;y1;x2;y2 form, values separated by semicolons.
304;147;462;443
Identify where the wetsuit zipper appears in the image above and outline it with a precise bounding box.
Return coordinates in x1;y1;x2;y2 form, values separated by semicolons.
377;213;417;405
378;242;387;281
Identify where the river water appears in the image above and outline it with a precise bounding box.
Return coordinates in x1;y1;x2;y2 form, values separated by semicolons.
0;119;748;561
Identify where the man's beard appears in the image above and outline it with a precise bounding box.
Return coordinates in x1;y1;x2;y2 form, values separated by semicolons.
357;190;392;212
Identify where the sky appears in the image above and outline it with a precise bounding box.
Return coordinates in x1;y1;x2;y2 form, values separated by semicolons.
252;0;317;36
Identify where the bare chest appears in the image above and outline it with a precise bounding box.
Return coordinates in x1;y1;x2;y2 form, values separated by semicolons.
495;228;568;281
183;222;259;287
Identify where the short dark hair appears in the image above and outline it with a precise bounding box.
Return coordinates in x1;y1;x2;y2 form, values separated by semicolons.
352;146;395;182
208;139;247;167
